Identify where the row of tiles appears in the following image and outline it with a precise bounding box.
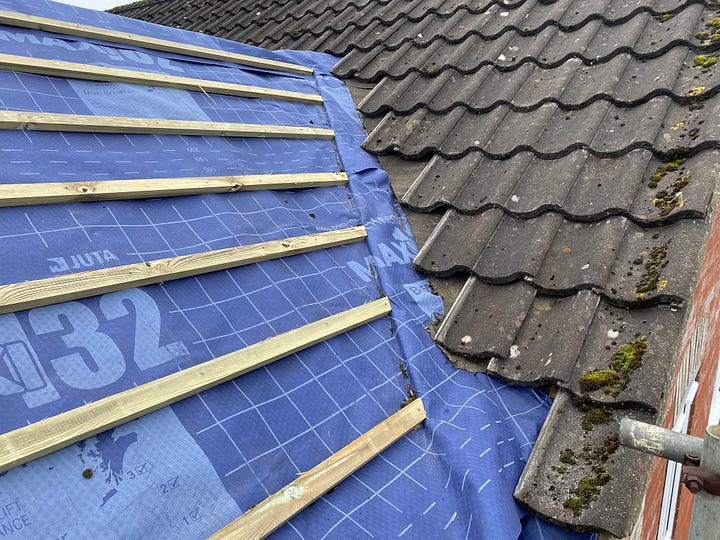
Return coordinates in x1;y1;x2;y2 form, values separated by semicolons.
247;0;701;55
115;0;527;34
402;149;718;222
416;209;705;303
435;277;691;413
111;0;390;28
333;4;719;81
364;93;720;158
357;48;720;116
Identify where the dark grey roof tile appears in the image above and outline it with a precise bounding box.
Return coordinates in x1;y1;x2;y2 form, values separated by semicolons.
532;217;629;292
561;151;654;217
359;49;713;116
604;216;708;304
510;150;616;215
364;95;720;158
225;0;386;34
403;0;528;20
240;0;709;57
402;149;716;222
244;0;532;53
415;209;505;276
510;58;583;107
490;101;598;156
660;87;720;151
486;291;600;385
359;66;502;116
498;151;589;214
628;149;720;220
215;9;259;31
192;1;219;20
402;151;587;213
243;1;382;45
415;210;618;293
515;390;656;537
587;96;670;154
435;277;691;403
332;4;717;81
468;211;565;281
402;151;534;211
433;277;537;358
415;209;707;301
481;102;558;154
565;300;688;410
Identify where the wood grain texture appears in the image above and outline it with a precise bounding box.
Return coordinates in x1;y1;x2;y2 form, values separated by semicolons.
0;297;392;473
0;226;366;314
0;53;322;104
0;110;334;139
211;398;426;539
0;9;312;75
0;172;348;207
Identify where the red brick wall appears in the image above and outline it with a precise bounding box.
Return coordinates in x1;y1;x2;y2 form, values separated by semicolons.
639;194;720;540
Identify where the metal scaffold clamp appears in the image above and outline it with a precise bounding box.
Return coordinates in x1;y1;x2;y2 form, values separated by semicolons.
619;418;720;539
681;452;720;496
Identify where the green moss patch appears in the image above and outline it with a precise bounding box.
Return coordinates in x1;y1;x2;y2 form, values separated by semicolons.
647;159;690;216
648;159;683;188
694;55;718;68
696;29;720;41
665;147;689;161
654;176;690;216
579;338;648;396
571;396;614;431
560;448;577;465
583;433;620;463
636;242;670;296
581;408;612;431
563;434;619;516
578;369;620;393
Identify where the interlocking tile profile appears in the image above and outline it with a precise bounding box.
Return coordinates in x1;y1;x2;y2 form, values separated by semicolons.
111;0;720;534
436;279;690;411
358;48;720;116
246;0;696;54
332;3;715;81
515;390;657;537
402;149;718;222
416;210;706;303
365;94;720;158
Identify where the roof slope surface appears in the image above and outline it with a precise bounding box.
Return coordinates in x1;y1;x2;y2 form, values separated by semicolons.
0;1;573;538
112;0;720;536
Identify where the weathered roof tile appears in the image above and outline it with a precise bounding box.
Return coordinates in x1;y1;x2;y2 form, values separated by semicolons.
516;390;657;537
403;149;717;222
416;210;707;301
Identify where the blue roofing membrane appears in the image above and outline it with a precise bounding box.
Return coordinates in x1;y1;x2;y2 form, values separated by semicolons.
0;2;591;538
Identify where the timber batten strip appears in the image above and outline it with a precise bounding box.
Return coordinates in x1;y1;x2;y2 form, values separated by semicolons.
210;399;426;539
0;111;334;139
0;53;322;104
0;226;366;314
0;9;312;75
0;297;392;473
0;172;349;207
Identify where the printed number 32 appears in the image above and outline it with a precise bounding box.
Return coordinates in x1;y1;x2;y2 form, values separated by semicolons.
3;289;186;404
